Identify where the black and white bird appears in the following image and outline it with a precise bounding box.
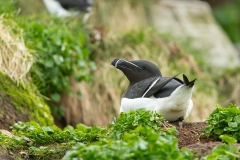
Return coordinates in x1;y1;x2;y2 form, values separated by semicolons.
42;0;92;21
111;58;196;122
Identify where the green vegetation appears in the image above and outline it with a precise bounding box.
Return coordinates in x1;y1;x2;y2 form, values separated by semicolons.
0;110;192;159
201;103;240;160
0;0;17;15
201;144;240;160
203;103;240;142
18;16;95;118
0;121;106;159
201;135;240;160
63;110;192;159
11;121;106;144
0;108;239;159
108;109;177;139
63;126;192;160
1;107;240;159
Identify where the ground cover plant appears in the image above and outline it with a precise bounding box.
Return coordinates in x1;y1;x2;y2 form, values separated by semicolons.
0;121;106;159
1;105;240;159
0;110;190;159
203;103;240;142
63;126;192;160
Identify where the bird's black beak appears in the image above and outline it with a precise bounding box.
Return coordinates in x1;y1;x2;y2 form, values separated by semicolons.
111;58;123;68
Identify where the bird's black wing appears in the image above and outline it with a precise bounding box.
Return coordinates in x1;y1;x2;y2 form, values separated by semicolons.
123;77;159;99
142;74;180;98
153;78;183;98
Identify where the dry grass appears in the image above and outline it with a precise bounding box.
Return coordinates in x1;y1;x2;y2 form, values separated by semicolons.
89;0;151;34
0;16;33;83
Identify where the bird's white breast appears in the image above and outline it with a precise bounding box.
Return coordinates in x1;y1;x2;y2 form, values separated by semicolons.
120;97;158;112
120;96;192;121
120;85;194;122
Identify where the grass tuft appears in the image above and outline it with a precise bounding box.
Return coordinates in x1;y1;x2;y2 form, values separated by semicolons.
0;16;33;84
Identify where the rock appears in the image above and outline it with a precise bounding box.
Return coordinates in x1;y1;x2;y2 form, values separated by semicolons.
152;0;240;69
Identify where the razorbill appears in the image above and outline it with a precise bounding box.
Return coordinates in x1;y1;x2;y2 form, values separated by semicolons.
111;58;196;122
42;0;92;21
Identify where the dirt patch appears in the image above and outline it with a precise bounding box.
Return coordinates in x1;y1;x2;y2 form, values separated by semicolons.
170;121;216;148
0;97;29;130
170;121;221;158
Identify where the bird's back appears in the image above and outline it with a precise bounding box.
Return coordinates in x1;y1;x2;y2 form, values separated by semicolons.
154;78;182;98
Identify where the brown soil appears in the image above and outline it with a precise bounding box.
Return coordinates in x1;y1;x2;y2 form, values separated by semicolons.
170;121;220;158
0;97;29;130
170;122;216;147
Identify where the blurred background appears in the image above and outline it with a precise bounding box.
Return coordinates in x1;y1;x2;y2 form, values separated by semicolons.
0;0;239;128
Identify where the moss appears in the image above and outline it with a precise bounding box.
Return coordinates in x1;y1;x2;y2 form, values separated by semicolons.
0;72;54;126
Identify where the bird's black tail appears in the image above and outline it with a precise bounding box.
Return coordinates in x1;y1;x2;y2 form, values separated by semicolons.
183;74;196;87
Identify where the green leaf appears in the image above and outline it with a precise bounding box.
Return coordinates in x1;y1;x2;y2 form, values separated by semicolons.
50;93;61;103
219;135;237;144
213;128;223;135
76;124;90;133
235;115;240;123
45;60;54;68
53;55;64;65
228;122;238;128
42;127;54;135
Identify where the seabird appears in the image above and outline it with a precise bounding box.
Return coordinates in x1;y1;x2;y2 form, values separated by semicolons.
42;0;92;21
111;58;196;122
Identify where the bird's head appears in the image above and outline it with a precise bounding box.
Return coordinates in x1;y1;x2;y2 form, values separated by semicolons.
111;58;162;85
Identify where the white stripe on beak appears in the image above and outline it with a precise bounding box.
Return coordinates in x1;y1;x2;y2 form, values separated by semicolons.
125;60;141;69
115;59;141;69
115;59;122;68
